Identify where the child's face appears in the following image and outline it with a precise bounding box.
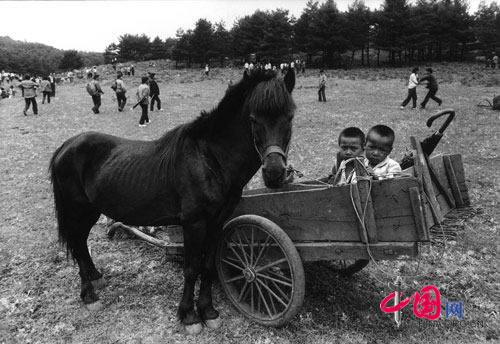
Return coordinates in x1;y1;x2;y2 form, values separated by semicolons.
338;136;364;161
365;132;393;166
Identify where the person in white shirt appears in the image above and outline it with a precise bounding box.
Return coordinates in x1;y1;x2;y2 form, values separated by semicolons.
400;67;419;110
364;125;402;179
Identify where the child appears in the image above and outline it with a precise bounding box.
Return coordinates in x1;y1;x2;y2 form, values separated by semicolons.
419;67;442;109
400;67;419;110
329;127;366;185
136;76;150;127
364;125;401;179
318;69;327;102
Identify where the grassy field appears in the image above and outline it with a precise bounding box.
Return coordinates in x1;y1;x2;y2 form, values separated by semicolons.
0;63;499;344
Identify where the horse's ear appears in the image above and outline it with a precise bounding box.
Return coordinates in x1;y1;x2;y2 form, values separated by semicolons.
284;68;295;93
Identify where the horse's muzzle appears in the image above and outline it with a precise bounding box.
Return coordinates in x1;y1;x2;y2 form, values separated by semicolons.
261;146;287;189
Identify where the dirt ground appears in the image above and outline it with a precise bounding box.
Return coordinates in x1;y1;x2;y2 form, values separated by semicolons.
0;64;499;344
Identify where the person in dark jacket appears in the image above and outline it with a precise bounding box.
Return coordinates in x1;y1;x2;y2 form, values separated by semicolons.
148;73;162;111
419;67;442;109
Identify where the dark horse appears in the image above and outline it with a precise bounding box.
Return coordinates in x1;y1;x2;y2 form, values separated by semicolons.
49;69;296;334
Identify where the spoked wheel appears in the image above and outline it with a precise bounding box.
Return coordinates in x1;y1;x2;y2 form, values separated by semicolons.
323;259;369;277
217;215;305;327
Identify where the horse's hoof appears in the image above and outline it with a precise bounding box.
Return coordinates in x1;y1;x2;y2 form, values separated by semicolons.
185;323;203;335
85;300;104;312
91;278;106;290
204;317;222;330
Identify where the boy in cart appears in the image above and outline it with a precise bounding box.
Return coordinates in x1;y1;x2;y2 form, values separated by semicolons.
364;124;401;179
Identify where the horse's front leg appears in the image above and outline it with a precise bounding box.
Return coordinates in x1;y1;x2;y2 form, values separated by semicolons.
197;228;221;329
178;220;206;335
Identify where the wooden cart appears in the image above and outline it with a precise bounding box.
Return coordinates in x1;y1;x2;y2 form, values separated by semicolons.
108;124;469;328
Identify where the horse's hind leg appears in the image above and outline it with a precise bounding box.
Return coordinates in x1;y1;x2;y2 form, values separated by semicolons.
64;207;103;309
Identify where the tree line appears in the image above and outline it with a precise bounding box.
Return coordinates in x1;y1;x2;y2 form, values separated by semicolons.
0;36;104;75
106;0;500;68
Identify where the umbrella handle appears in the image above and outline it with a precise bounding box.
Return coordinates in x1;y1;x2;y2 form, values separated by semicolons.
426;109;455;134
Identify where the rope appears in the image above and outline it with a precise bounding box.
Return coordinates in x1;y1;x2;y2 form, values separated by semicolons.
348;176;448;289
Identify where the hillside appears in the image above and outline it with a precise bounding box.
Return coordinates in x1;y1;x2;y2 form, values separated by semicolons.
0;36;104;75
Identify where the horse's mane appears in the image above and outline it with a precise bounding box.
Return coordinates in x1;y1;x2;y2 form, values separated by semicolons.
154;69;295;180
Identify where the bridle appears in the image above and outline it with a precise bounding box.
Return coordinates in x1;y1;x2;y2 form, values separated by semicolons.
252;135;290;165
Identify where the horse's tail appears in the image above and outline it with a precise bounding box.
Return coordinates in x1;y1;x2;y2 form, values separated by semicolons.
48;142;71;255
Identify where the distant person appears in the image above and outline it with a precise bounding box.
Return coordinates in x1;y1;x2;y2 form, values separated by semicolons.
205;64;210;77
67;71;74;83
136;76;150;127
112;58;117;71
8;85;16;98
130;64;135;76
0;87;7;99
18;74;38;115
148;73;162;111
318;69;327;102
400;67;419;110
493;53;498;69
112;73;127;112
87;73;104;114
49;73;56;96
419;67;442;109
40;76;52;104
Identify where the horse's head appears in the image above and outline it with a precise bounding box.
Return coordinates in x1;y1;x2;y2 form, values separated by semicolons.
244;69;296;189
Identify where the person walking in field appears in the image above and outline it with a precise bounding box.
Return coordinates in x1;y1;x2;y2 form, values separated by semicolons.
419;68;442;109
18;74;38;115
318;69;327;102
87;73;104;114
493;53;498;69
136;76;150;127
40;76;52;104
49;73;56;97
112;73;127;112
205;64;210;77
148;73;162;111
400;67;419;110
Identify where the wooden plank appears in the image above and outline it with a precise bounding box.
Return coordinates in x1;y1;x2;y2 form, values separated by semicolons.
409;187;429;241
443;155;465;207
411;136;444;223
232;185;362;242
427;155;456;209
350;185;369;244
354;164;378;243
446;154;470;206
295;242;418;261
233;177;425;243
166;241;419;261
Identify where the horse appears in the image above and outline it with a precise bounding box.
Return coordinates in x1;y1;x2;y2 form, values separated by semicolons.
49;68;296;334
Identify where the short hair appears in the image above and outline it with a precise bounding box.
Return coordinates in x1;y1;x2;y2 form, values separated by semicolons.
338;127;365;146
412;67;419;74
87;72;93;78
24;74;30;80
93;74;99;79
426;67;433;73
141;76;149;83
367;125;396;146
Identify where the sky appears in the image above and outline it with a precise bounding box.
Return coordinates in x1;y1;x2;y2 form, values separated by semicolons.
1;0;494;53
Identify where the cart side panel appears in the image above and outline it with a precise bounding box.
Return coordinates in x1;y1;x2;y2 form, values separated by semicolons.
370;177;429;242
232;186;362;242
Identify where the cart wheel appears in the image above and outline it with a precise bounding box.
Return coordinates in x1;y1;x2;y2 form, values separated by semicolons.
217;215;305;327
326;259;369;276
